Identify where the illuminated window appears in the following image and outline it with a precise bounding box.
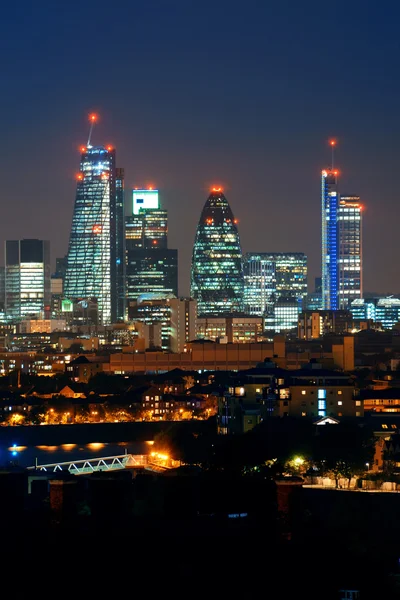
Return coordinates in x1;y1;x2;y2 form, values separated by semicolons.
301;412;306;417
301;390;306;395
338;401;343;406
355;400;361;406
338;390;342;395
382;424;388;429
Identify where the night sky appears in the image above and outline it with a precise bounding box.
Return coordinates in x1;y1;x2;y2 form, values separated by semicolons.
1;0;399;297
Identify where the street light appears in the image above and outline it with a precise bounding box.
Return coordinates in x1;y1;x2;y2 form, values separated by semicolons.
366;462;370;471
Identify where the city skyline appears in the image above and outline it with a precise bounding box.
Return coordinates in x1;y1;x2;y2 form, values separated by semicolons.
1;2;399;298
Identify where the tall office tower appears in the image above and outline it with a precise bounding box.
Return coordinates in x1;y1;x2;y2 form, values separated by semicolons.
321;167;339;310
191;187;244;317
243;252;307;316
243;254;276;316
5;239;50;321
125;188;178;309
64;116;125;325
338;196;363;309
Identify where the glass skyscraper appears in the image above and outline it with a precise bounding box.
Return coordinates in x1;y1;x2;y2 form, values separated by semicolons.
321;168;339;310
243;252;307;316
64;145;125;325
5;239;50;321
191;188;244;316
321;168;363;311
338;196;363;309
125;188;178;309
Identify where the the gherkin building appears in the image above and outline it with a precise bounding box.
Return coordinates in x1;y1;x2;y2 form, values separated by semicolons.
191;188;244;316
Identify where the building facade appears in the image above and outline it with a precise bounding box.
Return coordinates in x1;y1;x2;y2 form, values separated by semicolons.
169;297;197;353
125;188;178;311
64;144;125;325
191;188;244;317
338;196;363;309
321;168;363;311
321;168;339;310
5;239;51;322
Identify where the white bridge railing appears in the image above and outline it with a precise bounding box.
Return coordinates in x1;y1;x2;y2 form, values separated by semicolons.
26;453;148;475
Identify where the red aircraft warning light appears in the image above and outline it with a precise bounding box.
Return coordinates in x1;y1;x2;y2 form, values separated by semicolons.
89;113;98;123
211;186;223;193
76;173;83;181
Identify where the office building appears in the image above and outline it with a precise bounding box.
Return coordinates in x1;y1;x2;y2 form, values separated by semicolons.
321;168;339;310
64;124;125;326
129;293;175;351
305;276;322;311
125;188;178;310
243;254;276;316
298;310;353;339
321;164;363;311
338;196;363;309
196;315;264;343
5;239;50;322
271;296;299;333
169;297;197;353
191;187;244;317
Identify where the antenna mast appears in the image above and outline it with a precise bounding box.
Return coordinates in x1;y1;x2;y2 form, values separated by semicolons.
330;139;336;170
87;113;98;147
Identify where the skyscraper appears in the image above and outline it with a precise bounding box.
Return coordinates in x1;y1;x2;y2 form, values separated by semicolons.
64;116;125;325
5;239;50;321
321;153;363;311
191;187;244;316
243;252;308;316
125;187;178;310
321;168;339;310
338;196;363;309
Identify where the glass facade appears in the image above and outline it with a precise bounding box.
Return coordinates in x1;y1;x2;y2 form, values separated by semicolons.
375;298;400;330
321;169;339;310
5;239;50;322
126;248;178;301
243;254;276;316
243;252;307;317
191;189;244;316
338;196;362;309
125;188;177;314
64;146;125;325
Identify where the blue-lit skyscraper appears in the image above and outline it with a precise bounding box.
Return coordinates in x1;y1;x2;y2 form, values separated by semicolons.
321;168;339;310
191;187;244;316
64;117;125;325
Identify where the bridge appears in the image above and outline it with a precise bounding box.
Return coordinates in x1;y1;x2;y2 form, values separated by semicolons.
26;453;168;475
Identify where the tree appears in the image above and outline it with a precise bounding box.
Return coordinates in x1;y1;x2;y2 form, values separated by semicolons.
312;421;376;488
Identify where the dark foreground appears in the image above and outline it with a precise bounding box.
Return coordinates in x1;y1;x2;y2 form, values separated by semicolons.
1;466;400;599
